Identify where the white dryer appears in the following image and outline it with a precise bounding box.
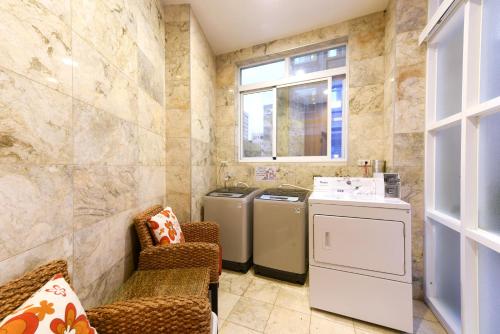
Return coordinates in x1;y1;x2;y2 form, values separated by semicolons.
308;177;413;333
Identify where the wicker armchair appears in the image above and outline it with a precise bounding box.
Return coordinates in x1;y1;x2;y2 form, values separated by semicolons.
134;205;221;314
0;260;211;334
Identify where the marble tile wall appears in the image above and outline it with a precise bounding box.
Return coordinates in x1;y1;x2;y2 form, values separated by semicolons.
0;0;166;308
190;11;217;221
165;5;191;223
384;0;396;168
214;3;427;298
215;12;386;188
386;0;427;299
164;5;217;222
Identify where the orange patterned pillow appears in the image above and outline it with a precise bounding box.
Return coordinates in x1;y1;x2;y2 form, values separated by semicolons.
0;274;97;334
147;207;185;245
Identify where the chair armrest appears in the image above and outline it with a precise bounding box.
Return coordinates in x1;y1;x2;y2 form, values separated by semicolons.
0;260;70;321
182;222;220;244
86;297;211;334
138;243;219;283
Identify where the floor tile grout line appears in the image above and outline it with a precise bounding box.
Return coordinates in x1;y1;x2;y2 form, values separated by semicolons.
261;303;275;334
223;320;264;333
221;269;444;333
227;319;265;333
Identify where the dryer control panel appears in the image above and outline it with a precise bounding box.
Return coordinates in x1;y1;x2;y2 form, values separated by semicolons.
313;177;385;197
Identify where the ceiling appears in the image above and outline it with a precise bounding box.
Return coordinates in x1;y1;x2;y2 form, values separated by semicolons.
162;0;389;55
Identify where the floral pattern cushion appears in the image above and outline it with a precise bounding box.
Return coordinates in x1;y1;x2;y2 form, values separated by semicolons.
147;207;185;245
0;274;97;334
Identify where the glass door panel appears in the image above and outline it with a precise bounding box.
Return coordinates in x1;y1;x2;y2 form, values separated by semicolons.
478;112;500;235
435;125;461;218
479;245;500;334
434;5;464;121
429;220;462;325
480;0;500;102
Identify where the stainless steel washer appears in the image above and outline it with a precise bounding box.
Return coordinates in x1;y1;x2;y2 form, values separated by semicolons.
204;187;261;272
253;188;309;284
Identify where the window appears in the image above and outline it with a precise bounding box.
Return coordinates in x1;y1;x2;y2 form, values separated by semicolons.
241;60;285;85
290;45;346;76
239;45;347;162
241;90;274;157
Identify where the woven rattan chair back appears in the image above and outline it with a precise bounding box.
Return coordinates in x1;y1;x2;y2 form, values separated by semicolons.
133;205;164;250
0;260;69;321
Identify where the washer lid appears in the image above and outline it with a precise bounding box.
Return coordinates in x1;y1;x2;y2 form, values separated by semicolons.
207;187;259;198
259;194;300;202
209;192;245;198
257;188;309;202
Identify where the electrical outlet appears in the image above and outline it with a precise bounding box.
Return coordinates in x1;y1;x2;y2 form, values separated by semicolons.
357;159;371;167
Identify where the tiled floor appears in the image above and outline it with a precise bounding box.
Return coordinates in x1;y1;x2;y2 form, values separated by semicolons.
218;268;447;334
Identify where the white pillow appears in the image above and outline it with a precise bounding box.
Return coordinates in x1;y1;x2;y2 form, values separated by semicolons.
147;207;185;245
0;274;97;334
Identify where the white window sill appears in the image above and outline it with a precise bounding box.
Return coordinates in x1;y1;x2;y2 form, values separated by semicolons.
238;157;348;164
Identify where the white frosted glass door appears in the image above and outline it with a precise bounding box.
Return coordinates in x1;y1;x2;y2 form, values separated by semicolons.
424;0;500;332
479;245;500;334
435;125;461;218
480;0;500;102
434;6;464;121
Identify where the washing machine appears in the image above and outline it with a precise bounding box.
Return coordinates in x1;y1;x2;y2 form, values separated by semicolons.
308;177;413;333
253;188;309;284
204;187;261;272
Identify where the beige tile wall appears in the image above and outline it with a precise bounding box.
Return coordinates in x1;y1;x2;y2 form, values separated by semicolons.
386;0;427;299
190;11;217;221
165;5;191;223
0;0;166;307
164;5;217;222
215;12;387;190
384;0;396;167
214;2;427;298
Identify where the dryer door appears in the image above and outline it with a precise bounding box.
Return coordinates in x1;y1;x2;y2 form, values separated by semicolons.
313;215;405;275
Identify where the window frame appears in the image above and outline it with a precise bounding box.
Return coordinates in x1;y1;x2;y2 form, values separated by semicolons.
237;43;349;163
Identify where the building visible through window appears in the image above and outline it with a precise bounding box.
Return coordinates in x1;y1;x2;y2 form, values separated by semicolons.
239;44;347;162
